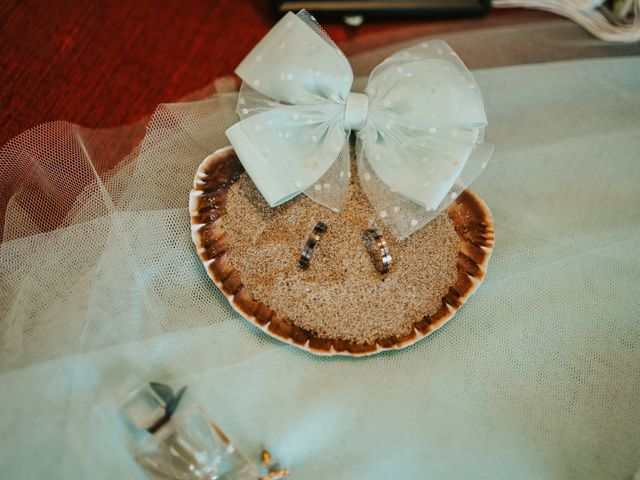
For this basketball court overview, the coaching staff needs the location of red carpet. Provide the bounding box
[0,1,551,147]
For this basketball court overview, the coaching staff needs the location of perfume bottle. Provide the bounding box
[121,383,283,480]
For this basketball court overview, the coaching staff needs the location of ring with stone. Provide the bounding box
[298,222,328,269]
[363,229,393,274]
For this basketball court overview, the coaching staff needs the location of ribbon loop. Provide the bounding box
[344,92,369,131]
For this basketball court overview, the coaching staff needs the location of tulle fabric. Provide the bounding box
[1,21,639,480]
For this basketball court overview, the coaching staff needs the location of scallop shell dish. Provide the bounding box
[189,147,494,356]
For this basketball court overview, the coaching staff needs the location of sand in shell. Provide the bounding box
[223,173,460,345]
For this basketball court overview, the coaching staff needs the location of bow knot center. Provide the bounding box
[344,92,369,131]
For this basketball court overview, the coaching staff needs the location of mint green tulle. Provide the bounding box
[0,47,638,480]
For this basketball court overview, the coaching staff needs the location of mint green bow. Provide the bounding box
[226,10,493,239]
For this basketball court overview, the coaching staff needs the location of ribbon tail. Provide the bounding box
[226,122,300,207]
[355,132,437,240]
[300,129,351,213]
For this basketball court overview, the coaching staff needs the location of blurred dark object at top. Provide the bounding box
[270,0,490,25]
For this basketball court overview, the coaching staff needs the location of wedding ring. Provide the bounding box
[298,222,328,269]
[363,229,392,274]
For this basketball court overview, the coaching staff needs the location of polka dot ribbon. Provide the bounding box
[225,10,494,239]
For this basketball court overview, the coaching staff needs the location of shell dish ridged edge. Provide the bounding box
[189,146,495,356]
